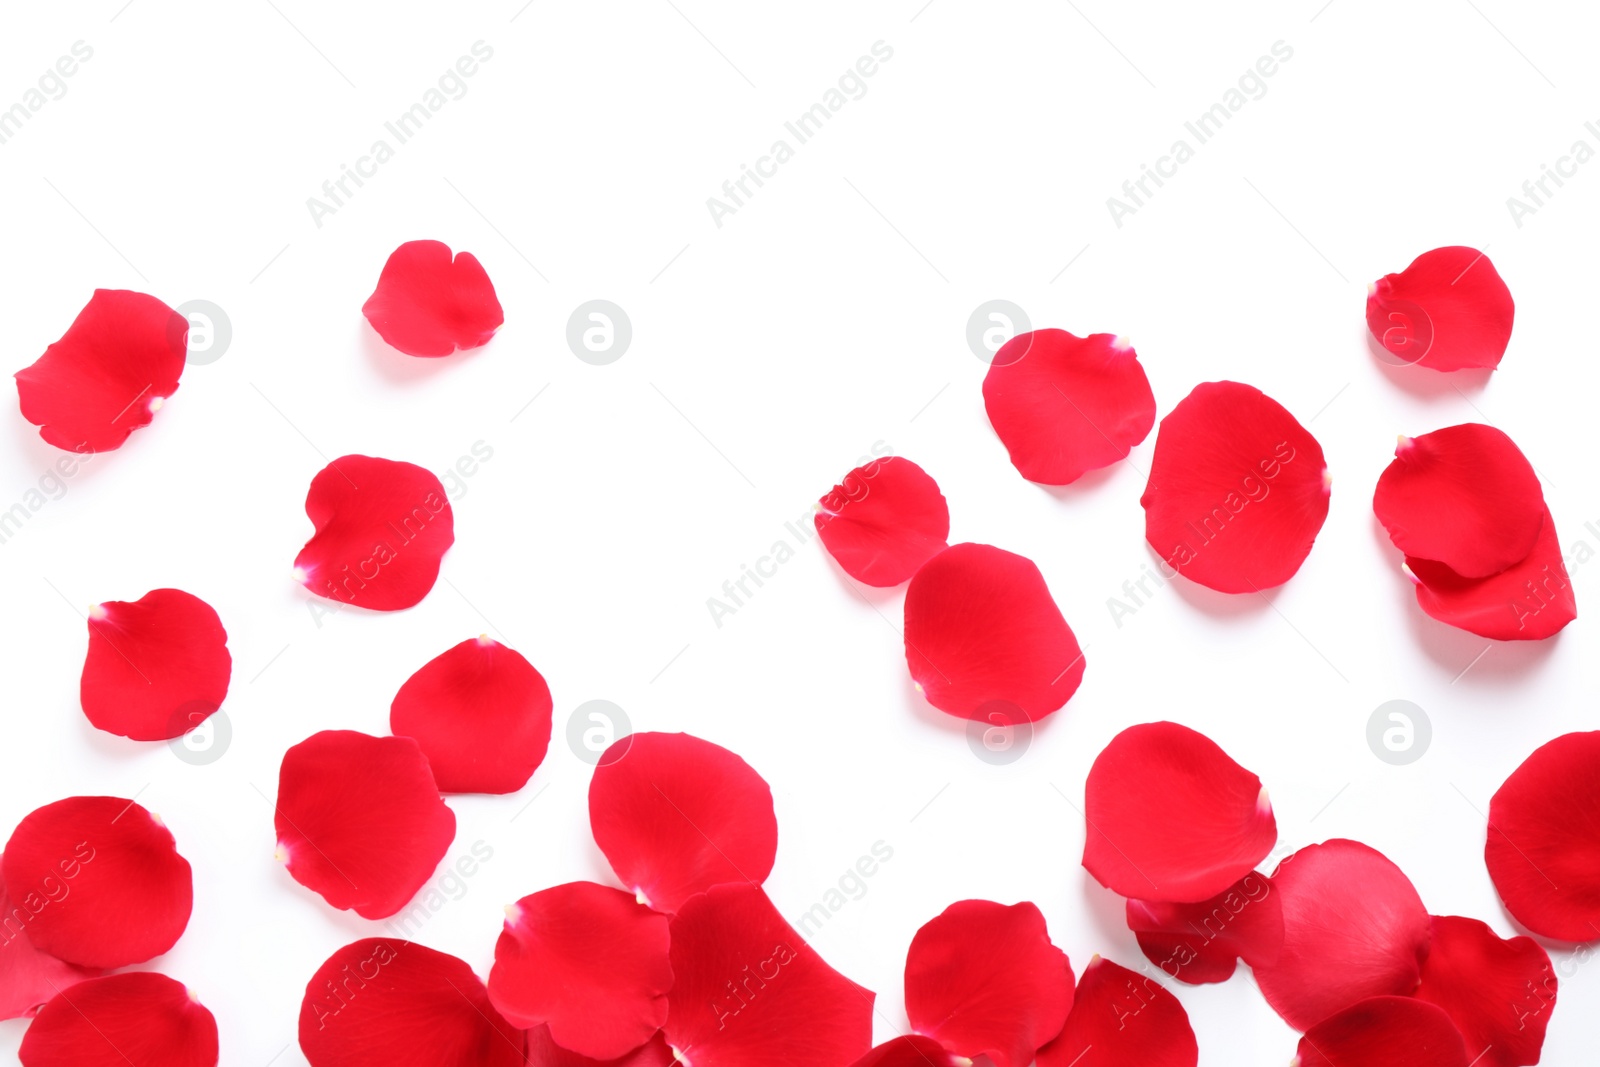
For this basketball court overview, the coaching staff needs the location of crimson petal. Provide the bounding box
[20,973,217,1067]
[526,1027,678,1067]
[0,871,98,1020]
[1413,915,1555,1067]
[362,240,504,357]
[1126,870,1283,984]
[1036,956,1198,1067]
[1366,246,1513,372]
[814,456,950,586]
[1406,504,1575,640]
[1294,996,1468,1067]
[79,588,231,742]
[847,1036,966,1067]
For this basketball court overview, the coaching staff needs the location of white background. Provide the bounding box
[2,1,1598,1063]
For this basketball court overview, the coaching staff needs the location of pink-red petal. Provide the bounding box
[1406,504,1576,640]
[79,588,231,742]
[0,870,98,1020]
[1366,246,1513,372]
[525,1027,678,1067]
[814,456,950,586]
[362,240,504,357]
[1036,956,1198,1067]
[1412,915,1554,1067]
[847,1036,966,1067]
[1126,870,1284,984]
[20,973,217,1067]
[1294,996,1468,1067]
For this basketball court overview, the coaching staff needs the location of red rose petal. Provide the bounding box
[79,588,231,742]
[847,1036,966,1067]
[526,1027,678,1067]
[1486,731,1600,941]
[14,289,187,452]
[1294,996,1469,1067]
[390,637,553,794]
[1413,915,1555,1067]
[982,329,1157,485]
[294,455,455,611]
[1083,722,1276,903]
[1406,504,1576,641]
[362,240,504,357]
[814,456,950,586]
[1,797,192,970]
[663,883,873,1067]
[1125,870,1284,984]
[0,872,98,1020]
[1140,381,1329,593]
[903,899,1073,1067]
[1036,956,1198,1067]
[275,731,456,920]
[588,732,776,914]
[902,542,1086,722]
[488,881,671,1059]
[1366,246,1513,372]
[1252,840,1431,1031]
[19,973,217,1067]
[299,939,523,1067]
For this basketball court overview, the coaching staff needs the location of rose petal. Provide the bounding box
[275,731,456,920]
[14,289,187,452]
[846,1036,966,1067]
[1366,246,1513,372]
[663,883,873,1067]
[19,973,217,1067]
[390,637,553,794]
[299,939,523,1067]
[1126,870,1284,984]
[904,899,1073,1067]
[526,1027,678,1067]
[0,869,99,1020]
[1036,956,1198,1067]
[1252,840,1431,1031]
[1406,505,1576,640]
[79,588,231,742]
[902,542,1086,722]
[1486,731,1600,941]
[814,456,950,586]
[1413,915,1555,1067]
[488,882,671,1059]
[588,732,776,914]
[983,329,1157,485]
[362,240,504,357]
[1083,722,1276,903]
[294,455,455,611]
[1,797,191,969]
[1294,996,1469,1067]
[1140,381,1329,593]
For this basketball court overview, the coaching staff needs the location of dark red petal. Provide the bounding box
[362,240,504,357]
[1406,504,1576,640]
[1366,246,1513,372]
[982,329,1157,485]
[903,899,1074,1067]
[1036,956,1198,1067]
[1140,381,1329,593]
[663,883,873,1067]
[526,1027,678,1067]
[814,456,950,586]
[0,871,98,1020]
[299,939,523,1067]
[1413,915,1554,1067]
[846,1036,965,1067]
[14,289,187,452]
[1126,870,1284,984]
[275,731,456,920]
[390,637,553,794]
[1294,996,1469,1067]
[1373,424,1544,578]
[1,797,192,970]
[1252,840,1431,1031]
[20,973,217,1067]
[1083,722,1276,903]
[294,455,455,612]
[79,588,231,742]
[588,732,776,914]
[1486,731,1600,941]
[902,542,1085,721]
[488,882,671,1059]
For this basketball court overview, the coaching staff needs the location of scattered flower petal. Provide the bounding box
[1126,870,1283,984]
[20,973,217,1067]
[1406,505,1576,640]
[1366,246,1513,372]
[525,1027,678,1067]
[79,588,231,742]
[846,1036,966,1067]
[1294,996,1468,1067]
[362,240,504,357]
[1413,915,1555,1067]
[0,869,98,1020]
[814,456,949,586]
[1036,956,1198,1067]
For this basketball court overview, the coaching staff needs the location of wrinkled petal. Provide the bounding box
[0,870,98,1020]
[79,588,231,742]
[1083,722,1276,903]
[1126,870,1283,984]
[1366,246,1513,372]
[299,939,523,1067]
[14,289,187,452]
[814,456,950,586]
[1413,915,1555,1067]
[1294,996,1469,1067]
[903,542,1085,722]
[390,637,553,794]
[20,973,217,1067]
[1036,956,1198,1067]
[983,329,1157,485]
[1406,505,1575,640]
[1141,381,1329,593]
[904,899,1073,1067]
[489,882,671,1059]
[526,1027,678,1067]
[663,883,873,1067]
[362,240,503,357]
[275,731,455,920]
[294,455,455,611]
[1253,840,1431,1031]
[588,732,776,914]
[1,797,191,970]
[847,1036,966,1067]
